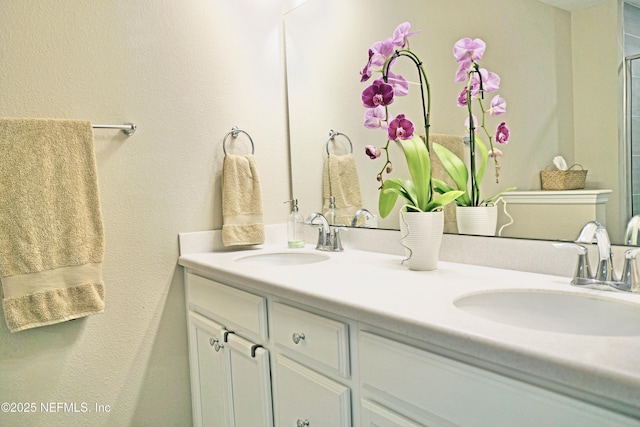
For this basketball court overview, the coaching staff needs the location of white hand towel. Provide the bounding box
[0,118,105,332]
[222,154,265,246]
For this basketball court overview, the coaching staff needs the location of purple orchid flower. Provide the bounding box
[488,147,503,159]
[388,114,414,140]
[391,22,421,49]
[360,49,375,82]
[362,79,394,108]
[360,40,394,82]
[365,145,381,159]
[453,38,486,81]
[385,71,409,97]
[364,106,388,130]
[457,86,469,107]
[489,95,506,116]
[496,121,510,144]
[473,68,500,93]
[464,115,478,134]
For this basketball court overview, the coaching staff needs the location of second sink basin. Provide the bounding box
[454,290,640,336]
[235,251,330,266]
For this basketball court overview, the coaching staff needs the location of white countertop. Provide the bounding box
[178,241,640,418]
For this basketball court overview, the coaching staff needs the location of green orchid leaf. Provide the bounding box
[432,142,468,192]
[379,178,418,218]
[432,178,472,206]
[425,190,465,212]
[482,186,517,205]
[399,136,431,211]
[432,177,455,194]
[474,136,489,186]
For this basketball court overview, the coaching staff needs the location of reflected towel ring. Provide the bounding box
[326,129,353,156]
[223,126,255,155]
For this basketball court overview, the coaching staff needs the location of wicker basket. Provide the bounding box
[540,164,587,190]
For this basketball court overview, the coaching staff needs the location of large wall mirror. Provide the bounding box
[284,0,636,244]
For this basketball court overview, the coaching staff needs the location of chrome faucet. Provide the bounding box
[305,212,344,251]
[555,220,640,293]
[351,208,373,227]
[575,221,616,282]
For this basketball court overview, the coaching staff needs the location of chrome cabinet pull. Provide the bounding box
[292,332,306,344]
[209,337,224,352]
[296,419,310,427]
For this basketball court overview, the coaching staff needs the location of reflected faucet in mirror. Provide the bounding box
[352,208,374,227]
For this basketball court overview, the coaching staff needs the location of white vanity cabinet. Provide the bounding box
[183,264,640,427]
[358,331,639,427]
[271,302,352,426]
[186,273,273,427]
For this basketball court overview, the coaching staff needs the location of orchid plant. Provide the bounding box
[433,38,515,207]
[360,22,463,218]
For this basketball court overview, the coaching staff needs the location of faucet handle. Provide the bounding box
[616,248,640,293]
[329,226,346,252]
[553,242,592,284]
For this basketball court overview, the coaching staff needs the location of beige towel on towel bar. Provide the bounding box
[222,154,265,246]
[0,118,105,332]
[323,154,363,225]
[429,133,465,234]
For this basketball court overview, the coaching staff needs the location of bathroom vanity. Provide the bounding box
[178,230,640,427]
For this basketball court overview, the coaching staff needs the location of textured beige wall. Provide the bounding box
[0,1,290,426]
[572,0,624,241]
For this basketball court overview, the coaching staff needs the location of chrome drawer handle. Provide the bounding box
[292,332,306,344]
[296,419,310,427]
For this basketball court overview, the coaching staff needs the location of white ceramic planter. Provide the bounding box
[456,205,498,236]
[399,210,444,271]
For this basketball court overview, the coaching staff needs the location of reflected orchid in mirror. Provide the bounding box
[432,38,515,207]
[359,22,464,217]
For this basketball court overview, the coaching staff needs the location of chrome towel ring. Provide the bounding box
[223,126,255,155]
[325,129,353,156]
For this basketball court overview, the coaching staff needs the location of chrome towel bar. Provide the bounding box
[92,122,137,136]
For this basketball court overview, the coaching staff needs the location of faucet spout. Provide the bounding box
[305,212,330,235]
[351,208,373,227]
[574,221,616,283]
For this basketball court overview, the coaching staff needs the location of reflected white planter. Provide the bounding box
[456,205,498,236]
[399,210,444,271]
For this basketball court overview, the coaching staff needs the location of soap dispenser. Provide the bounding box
[325,196,337,225]
[284,199,305,248]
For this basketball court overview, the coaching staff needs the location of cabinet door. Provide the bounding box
[188,313,233,427]
[275,356,351,427]
[226,332,274,427]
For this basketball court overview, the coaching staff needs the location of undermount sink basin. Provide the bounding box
[454,290,640,336]
[235,252,330,266]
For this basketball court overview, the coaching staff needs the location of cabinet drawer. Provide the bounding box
[275,356,351,427]
[187,273,268,341]
[272,302,349,376]
[359,331,639,427]
[361,399,425,427]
